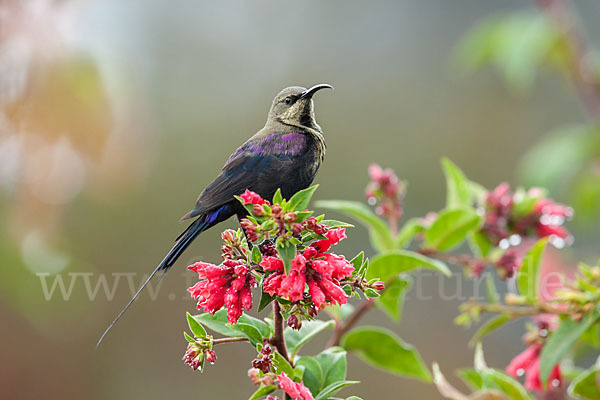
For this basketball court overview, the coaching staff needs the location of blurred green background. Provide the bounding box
[2,0,600,399]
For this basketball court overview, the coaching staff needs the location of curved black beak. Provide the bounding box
[300,83,333,99]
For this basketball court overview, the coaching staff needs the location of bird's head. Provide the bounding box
[268,84,332,131]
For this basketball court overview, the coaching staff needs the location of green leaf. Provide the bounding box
[297,348,348,395]
[272,188,283,205]
[258,291,275,313]
[442,158,471,209]
[350,252,364,271]
[295,356,324,395]
[395,218,426,249]
[470,231,493,258]
[187,312,207,338]
[540,311,600,386]
[288,185,319,211]
[239,314,272,338]
[366,250,451,281]
[194,312,240,337]
[272,350,294,377]
[315,348,348,390]
[194,310,271,339]
[470,344,533,400]
[321,219,355,228]
[184,332,195,343]
[480,369,533,400]
[315,380,359,400]
[315,200,394,252]
[516,238,548,302]
[251,245,262,264]
[276,240,296,275]
[457,368,483,391]
[376,277,410,321]
[469,315,510,348]
[234,323,262,346]
[248,385,276,400]
[285,319,335,358]
[341,327,431,382]
[457,13,560,92]
[568,366,600,400]
[519,125,597,191]
[425,209,482,251]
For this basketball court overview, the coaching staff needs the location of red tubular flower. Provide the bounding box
[506,343,561,391]
[276,372,314,400]
[259,230,354,310]
[188,260,255,324]
[536,223,569,239]
[240,189,269,205]
[312,228,347,252]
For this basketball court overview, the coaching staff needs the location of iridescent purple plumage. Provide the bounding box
[230,132,307,160]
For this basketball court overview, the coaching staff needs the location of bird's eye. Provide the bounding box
[284,96,293,105]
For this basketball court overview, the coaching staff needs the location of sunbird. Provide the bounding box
[97,84,332,346]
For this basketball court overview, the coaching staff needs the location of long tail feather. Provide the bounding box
[96,216,210,348]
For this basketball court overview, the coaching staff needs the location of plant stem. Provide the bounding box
[328,298,376,347]
[212,337,249,345]
[272,301,291,364]
[463,300,568,318]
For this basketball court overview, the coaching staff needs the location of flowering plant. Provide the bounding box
[181,159,600,400]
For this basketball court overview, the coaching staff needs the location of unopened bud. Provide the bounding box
[372,281,385,291]
[252,204,265,216]
[248,368,261,386]
[284,212,297,223]
[292,223,303,236]
[206,350,217,364]
[287,314,302,330]
[271,204,282,215]
[221,229,236,243]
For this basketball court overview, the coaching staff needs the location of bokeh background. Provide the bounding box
[2,0,600,399]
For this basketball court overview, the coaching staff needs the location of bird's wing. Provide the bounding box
[180,136,305,221]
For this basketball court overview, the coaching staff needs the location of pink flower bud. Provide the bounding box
[372,281,385,291]
[252,204,265,216]
[284,212,298,223]
[248,368,261,386]
[205,350,217,364]
[221,229,236,243]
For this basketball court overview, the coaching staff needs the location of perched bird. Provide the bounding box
[97,84,332,346]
